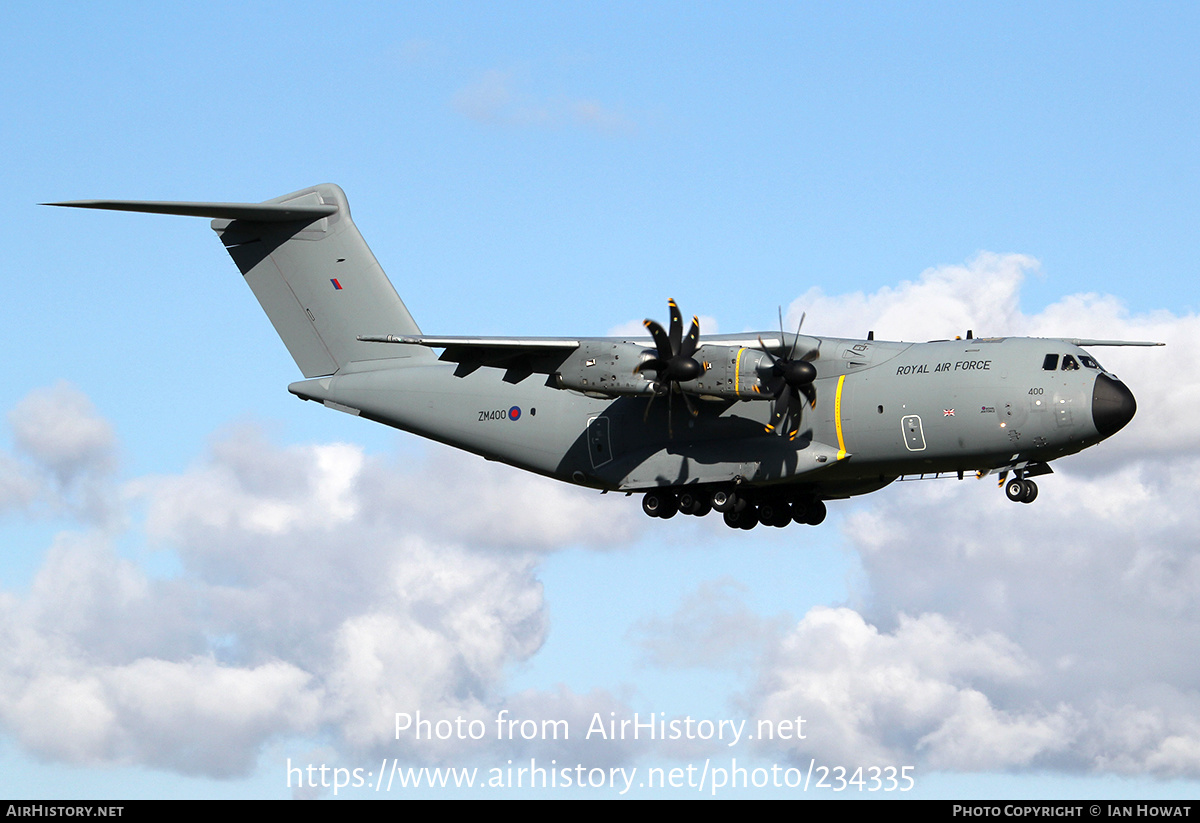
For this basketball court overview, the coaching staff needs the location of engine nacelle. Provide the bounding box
[553,341,657,394]
[555,341,776,401]
[684,345,776,400]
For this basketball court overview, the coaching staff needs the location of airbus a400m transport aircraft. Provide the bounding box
[49,184,1161,530]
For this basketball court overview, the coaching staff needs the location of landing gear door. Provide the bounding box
[901,414,927,451]
[587,416,613,469]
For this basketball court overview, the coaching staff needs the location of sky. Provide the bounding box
[2,1,1200,799]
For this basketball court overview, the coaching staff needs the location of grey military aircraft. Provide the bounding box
[48,183,1161,529]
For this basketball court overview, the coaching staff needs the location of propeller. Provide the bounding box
[635,299,707,435]
[757,309,819,439]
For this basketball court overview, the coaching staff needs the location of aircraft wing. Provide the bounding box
[361,334,581,350]
[1061,338,1165,347]
[358,332,814,356]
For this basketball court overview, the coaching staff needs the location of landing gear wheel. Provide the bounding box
[803,499,827,526]
[1020,479,1038,504]
[760,501,792,528]
[677,492,713,517]
[1005,478,1031,503]
[723,507,759,530]
[791,498,826,525]
[791,499,810,525]
[711,490,737,513]
[738,506,760,530]
[642,490,678,518]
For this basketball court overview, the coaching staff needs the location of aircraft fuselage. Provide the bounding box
[288,334,1134,501]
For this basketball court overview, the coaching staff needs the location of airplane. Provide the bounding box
[46,183,1162,529]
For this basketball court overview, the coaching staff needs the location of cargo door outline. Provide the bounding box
[901,414,927,451]
[587,416,613,468]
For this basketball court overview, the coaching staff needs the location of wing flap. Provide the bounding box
[358,334,582,374]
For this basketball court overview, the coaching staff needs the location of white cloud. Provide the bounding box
[0,451,40,514]
[789,252,1037,343]
[746,607,1073,770]
[453,69,635,136]
[0,535,320,776]
[6,381,117,524]
[9,382,116,481]
[0,388,638,777]
[631,577,784,670]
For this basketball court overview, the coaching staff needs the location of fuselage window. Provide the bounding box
[1061,355,1080,371]
[1042,354,1059,370]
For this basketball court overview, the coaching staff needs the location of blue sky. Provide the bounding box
[3,2,1200,799]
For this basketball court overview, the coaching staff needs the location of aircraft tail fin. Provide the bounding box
[47,184,432,377]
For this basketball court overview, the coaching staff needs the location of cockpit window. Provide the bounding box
[1061,355,1080,371]
[1080,355,1100,370]
[1042,354,1059,371]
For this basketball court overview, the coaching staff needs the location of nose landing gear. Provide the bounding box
[1004,477,1038,504]
[998,462,1050,504]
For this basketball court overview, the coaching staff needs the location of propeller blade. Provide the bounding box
[680,316,701,359]
[800,383,817,408]
[644,319,672,361]
[643,389,658,423]
[757,335,781,369]
[767,384,792,433]
[635,356,666,376]
[680,387,698,418]
[668,299,683,355]
[788,311,806,361]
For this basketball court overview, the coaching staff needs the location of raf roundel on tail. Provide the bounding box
[46,184,1162,529]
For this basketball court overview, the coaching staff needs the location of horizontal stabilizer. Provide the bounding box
[43,199,338,223]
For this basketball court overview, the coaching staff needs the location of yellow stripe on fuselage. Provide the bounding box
[835,374,847,460]
[735,347,746,397]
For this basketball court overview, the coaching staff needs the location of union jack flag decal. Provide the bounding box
[943,409,955,416]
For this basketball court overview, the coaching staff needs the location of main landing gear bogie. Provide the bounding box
[643,487,827,529]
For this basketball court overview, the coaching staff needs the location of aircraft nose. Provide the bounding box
[1092,373,1137,437]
